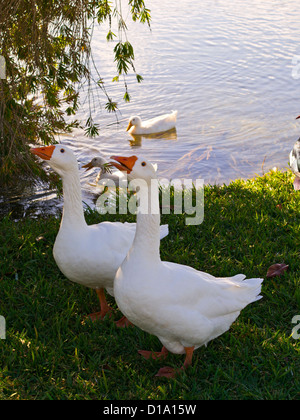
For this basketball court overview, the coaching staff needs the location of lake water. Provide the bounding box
[3,0,300,216]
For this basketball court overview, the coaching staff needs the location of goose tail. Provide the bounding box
[242,277,264,304]
[171,110,178,120]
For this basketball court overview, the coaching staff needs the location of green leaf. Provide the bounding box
[85,116,100,138]
[106,30,116,41]
[136,74,144,83]
[123,91,131,102]
[105,100,118,113]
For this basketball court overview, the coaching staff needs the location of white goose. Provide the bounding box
[82,156,126,187]
[110,155,264,377]
[30,146,168,326]
[290,114,300,190]
[289,137,300,190]
[126,111,177,135]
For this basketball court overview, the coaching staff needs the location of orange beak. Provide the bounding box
[82,161,93,171]
[126,122,133,132]
[30,145,55,161]
[110,155,138,174]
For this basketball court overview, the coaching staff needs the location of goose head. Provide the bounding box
[30,145,78,177]
[82,157,111,173]
[126,116,142,132]
[110,155,157,185]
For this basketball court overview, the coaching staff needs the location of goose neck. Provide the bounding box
[60,170,86,229]
[133,180,161,261]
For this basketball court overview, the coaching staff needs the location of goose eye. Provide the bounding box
[60,148,65,153]
[141,162,146,167]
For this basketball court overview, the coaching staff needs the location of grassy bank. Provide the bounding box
[0,170,299,400]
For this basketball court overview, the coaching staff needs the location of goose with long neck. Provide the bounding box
[110,155,264,378]
[30,145,168,326]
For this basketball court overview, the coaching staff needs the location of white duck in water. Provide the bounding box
[290,115,300,190]
[30,146,168,326]
[110,155,264,378]
[289,137,300,190]
[82,156,127,188]
[126,111,177,135]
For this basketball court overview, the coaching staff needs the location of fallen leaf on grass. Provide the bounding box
[266,263,289,278]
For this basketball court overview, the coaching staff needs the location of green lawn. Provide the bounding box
[0,170,299,400]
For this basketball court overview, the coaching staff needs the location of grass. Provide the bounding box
[0,169,299,400]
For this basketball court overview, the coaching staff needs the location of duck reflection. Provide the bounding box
[128,127,178,148]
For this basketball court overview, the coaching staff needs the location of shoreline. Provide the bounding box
[0,167,293,220]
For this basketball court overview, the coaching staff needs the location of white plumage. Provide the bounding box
[82,156,126,187]
[30,145,168,325]
[110,155,264,377]
[126,111,177,135]
[289,137,300,190]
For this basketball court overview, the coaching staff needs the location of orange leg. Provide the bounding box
[88,288,113,321]
[138,346,169,360]
[156,346,195,378]
[115,315,134,328]
[182,346,194,369]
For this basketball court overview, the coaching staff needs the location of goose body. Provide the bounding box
[115,261,262,354]
[53,219,136,293]
[126,111,177,135]
[289,137,300,190]
[110,155,264,377]
[30,146,168,323]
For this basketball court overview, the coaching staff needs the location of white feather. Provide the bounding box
[127,111,177,135]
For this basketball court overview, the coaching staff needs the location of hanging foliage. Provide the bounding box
[0,0,150,185]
